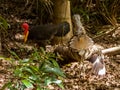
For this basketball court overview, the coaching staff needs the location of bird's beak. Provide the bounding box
[24,31,29,43]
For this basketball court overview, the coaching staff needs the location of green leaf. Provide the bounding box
[7,50,20,60]
[22,67,38,80]
[41,64,65,78]
[2,47,65,89]
[37,87,41,90]
[29,75,38,81]
[22,59,30,63]
[29,66,39,73]
[22,67,34,75]
[1,82,12,90]
[22,79,33,88]
[56,82,64,89]
[45,77,52,86]
[49,59,60,68]
[44,77,64,89]
[14,68,23,77]
[0,16,9,29]
[52,79,62,84]
[40,47,46,55]
[53,80,64,89]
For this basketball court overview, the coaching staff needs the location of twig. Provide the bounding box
[102,46,120,55]
[93,25,119,39]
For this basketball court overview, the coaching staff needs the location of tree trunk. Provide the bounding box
[0,30,2,55]
[52,0,73,45]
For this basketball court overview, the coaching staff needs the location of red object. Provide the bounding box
[22,23,29,36]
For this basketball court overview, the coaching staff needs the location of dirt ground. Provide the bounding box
[0,1,120,90]
[0,38,120,90]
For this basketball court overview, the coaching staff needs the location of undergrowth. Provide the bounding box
[2,48,65,90]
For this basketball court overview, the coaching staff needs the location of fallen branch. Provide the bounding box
[14,43,120,55]
[93,25,120,39]
[102,46,120,55]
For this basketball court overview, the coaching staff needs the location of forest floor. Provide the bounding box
[0,33,120,90]
[0,1,120,90]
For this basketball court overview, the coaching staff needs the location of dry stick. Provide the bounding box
[93,25,119,39]
[102,46,120,55]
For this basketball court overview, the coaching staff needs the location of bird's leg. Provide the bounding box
[78,56,86,78]
[77,49,85,77]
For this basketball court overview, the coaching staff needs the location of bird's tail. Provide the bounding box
[87,54,106,76]
[55,21,70,37]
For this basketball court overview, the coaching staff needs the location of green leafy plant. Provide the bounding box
[95,0,120,26]
[2,48,65,90]
[0,16,8,29]
[0,16,9,53]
